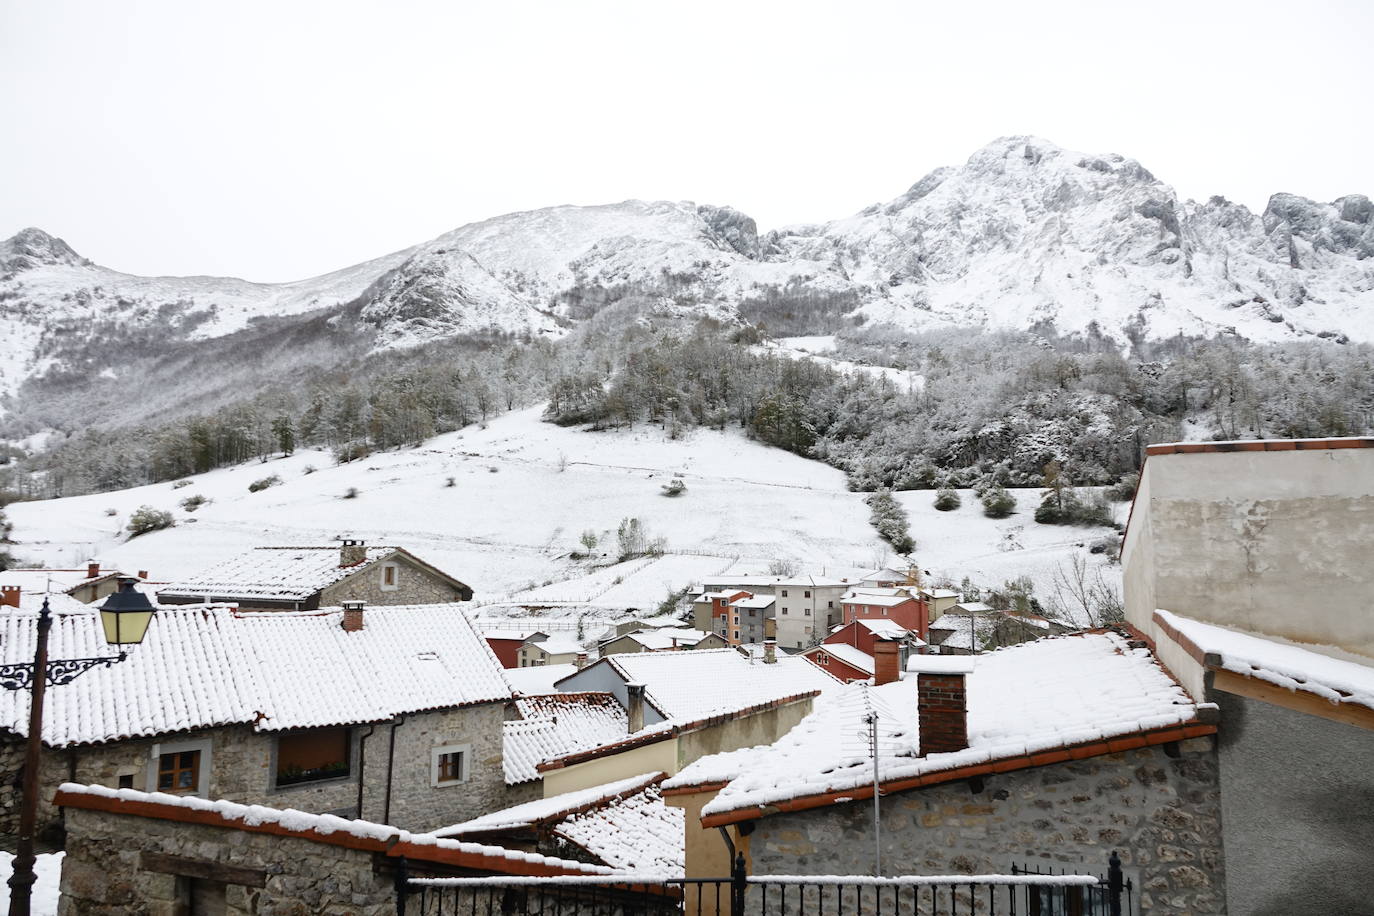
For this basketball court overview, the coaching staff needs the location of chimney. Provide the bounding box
[0,586,19,609]
[86,560,100,579]
[872,636,900,686]
[912,657,975,756]
[626,682,646,733]
[575,651,588,670]
[341,600,365,632]
[763,617,777,640]
[763,638,777,665]
[137,570,148,581]
[339,539,367,567]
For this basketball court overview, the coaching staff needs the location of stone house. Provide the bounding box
[1121,436,1374,915]
[156,539,473,610]
[502,692,628,801]
[0,600,521,842]
[682,633,1224,913]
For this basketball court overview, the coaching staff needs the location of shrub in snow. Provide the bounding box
[1035,488,1112,527]
[171,479,192,489]
[660,478,687,497]
[768,558,799,577]
[247,474,281,493]
[864,489,914,555]
[179,494,209,512]
[104,507,118,517]
[334,441,371,464]
[445,476,456,487]
[342,487,359,499]
[981,486,1017,519]
[933,488,961,511]
[302,464,316,475]
[127,506,175,538]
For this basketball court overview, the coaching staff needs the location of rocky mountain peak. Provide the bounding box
[1,227,86,272]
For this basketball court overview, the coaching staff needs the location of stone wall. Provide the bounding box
[58,804,397,915]
[320,553,469,608]
[744,738,1225,914]
[6,702,514,841]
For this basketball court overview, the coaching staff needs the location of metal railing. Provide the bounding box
[400,852,1131,915]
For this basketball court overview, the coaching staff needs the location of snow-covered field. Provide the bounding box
[757,337,925,392]
[7,406,1121,622]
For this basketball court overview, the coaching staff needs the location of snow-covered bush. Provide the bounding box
[171,479,193,489]
[981,486,1017,519]
[1107,472,1139,502]
[865,489,914,555]
[660,478,687,497]
[127,505,175,538]
[247,475,280,493]
[933,488,961,511]
[179,495,209,512]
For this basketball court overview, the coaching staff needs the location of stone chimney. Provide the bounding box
[575,651,589,670]
[872,636,901,686]
[763,617,777,640]
[339,539,367,567]
[912,657,975,756]
[763,638,777,664]
[86,560,100,579]
[341,600,365,632]
[0,586,19,609]
[626,682,646,733]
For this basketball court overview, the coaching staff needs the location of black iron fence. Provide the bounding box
[400,852,1131,915]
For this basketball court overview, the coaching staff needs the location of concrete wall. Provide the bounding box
[4,703,513,840]
[1126,448,1374,658]
[745,739,1224,914]
[320,552,468,608]
[554,665,667,726]
[677,697,812,764]
[1214,691,1374,915]
[541,739,679,797]
[58,804,398,915]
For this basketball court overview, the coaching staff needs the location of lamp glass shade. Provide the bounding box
[98,579,157,646]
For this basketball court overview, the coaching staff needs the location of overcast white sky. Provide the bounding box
[3,0,1371,282]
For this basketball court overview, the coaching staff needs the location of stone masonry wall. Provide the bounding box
[57,805,396,916]
[7,701,514,842]
[320,554,468,608]
[746,738,1225,914]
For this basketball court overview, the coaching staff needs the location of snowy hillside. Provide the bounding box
[6,134,1370,413]
[4,406,1120,623]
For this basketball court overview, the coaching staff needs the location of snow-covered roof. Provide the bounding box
[661,745,770,792]
[503,694,628,785]
[954,601,994,613]
[850,619,913,639]
[923,588,962,600]
[432,773,683,876]
[1155,609,1374,712]
[608,628,713,651]
[859,568,911,582]
[528,634,585,656]
[0,568,143,596]
[702,633,1204,819]
[727,595,775,609]
[842,592,914,608]
[159,545,467,602]
[505,663,578,695]
[814,643,874,675]
[0,604,514,746]
[589,648,843,721]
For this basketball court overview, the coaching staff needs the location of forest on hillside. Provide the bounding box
[3,300,1374,502]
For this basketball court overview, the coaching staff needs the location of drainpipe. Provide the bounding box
[355,724,377,820]
[383,715,406,825]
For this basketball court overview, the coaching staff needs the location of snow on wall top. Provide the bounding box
[601,648,843,721]
[0,604,513,746]
[1155,609,1374,711]
[503,694,629,785]
[432,772,662,836]
[702,633,1200,817]
[57,783,614,875]
[661,745,771,791]
[159,546,403,601]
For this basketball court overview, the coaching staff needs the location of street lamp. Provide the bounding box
[2,578,155,916]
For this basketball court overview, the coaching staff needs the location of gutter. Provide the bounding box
[383,715,406,825]
[355,724,376,819]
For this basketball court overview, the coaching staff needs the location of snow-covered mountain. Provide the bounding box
[4,135,1371,410]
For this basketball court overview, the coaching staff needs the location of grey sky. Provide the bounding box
[3,0,1370,283]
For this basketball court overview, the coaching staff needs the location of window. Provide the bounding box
[157,750,201,794]
[732,630,739,640]
[781,590,789,597]
[431,744,471,787]
[804,590,811,598]
[804,608,811,616]
[819,655,829,665]
[828,601,834,609]
[380,563,399,591]
[117,773,134,789]
[781,607,789,615]
[276,727,351,787]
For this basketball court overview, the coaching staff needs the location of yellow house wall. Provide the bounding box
[541,738,680,797]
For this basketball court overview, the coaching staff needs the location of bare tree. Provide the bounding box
[1048,554,1124,627]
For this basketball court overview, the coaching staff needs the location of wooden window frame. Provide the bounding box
[431,743,471,787]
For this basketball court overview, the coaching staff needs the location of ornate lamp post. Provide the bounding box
[2,578,155,916]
